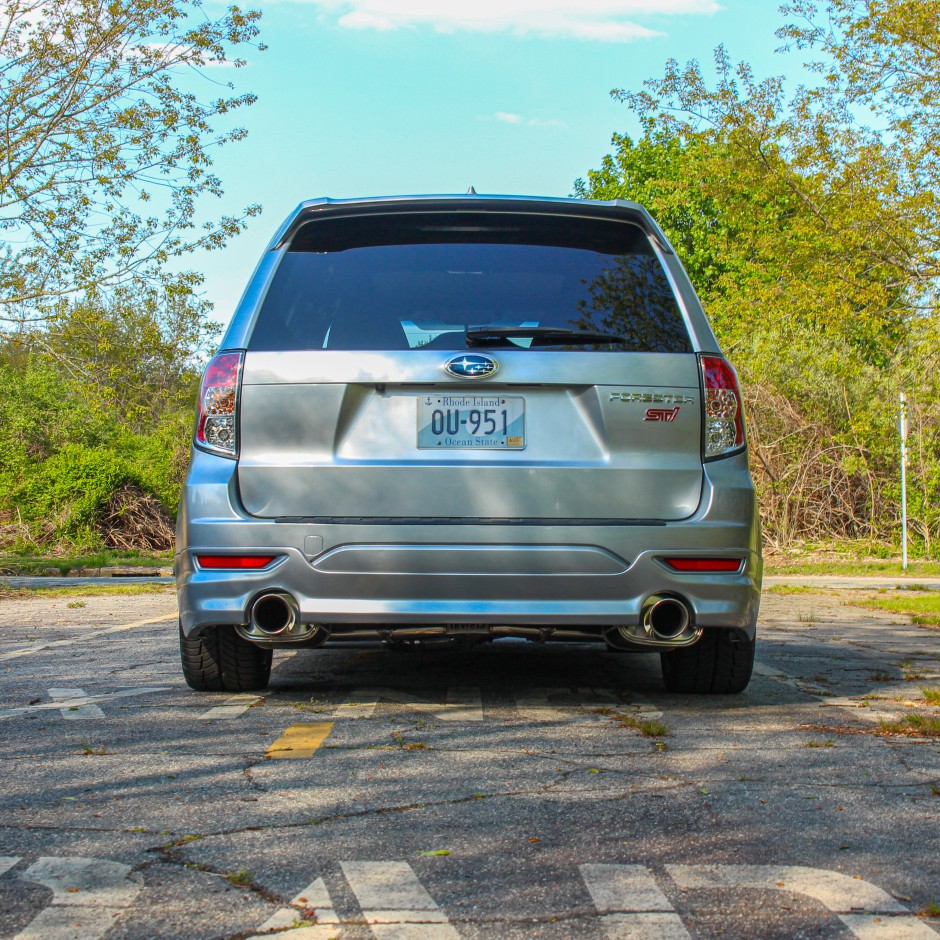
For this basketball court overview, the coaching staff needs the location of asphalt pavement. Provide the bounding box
[0,587,937,939]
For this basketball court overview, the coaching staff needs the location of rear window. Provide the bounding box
[248,212,691,353]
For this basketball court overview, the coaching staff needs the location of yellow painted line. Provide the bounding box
[265,722,334,759]
[0,614,177,662]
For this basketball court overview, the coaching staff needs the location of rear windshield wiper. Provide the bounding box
[465,326,627,347]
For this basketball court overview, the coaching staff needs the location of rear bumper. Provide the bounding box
[176,449,762,640]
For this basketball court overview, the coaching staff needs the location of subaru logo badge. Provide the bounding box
[444,354,498,379]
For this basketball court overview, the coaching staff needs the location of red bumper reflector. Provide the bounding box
[664,558,743,572]
[196,555,277,570]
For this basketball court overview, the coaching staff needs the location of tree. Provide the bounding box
[778,0,940,311]
[576,2,940,551]
[0,0,263,324]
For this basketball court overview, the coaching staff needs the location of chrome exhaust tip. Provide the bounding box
[249,592,299,636]
[642,594,691,640]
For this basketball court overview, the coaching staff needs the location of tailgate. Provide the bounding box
[236,350,703,521]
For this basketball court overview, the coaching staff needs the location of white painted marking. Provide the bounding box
[21,856,140,906]
[0,614,177,662]
[442,687,483,721]
[197,694,263,720]
[49,688,105,720]
[249,876,340,939]
[334,689,482,722]
[291,876,340,924]
[0,857,20,877]
[816,697,884,722]
[752,663,893,724]
[580,864,690,939]
[598,912,692,939]
[13,905,122,940]
[581,863,674,912]
[514,687,632,721]
[334,693,379,719]
[631,700,664,721]
[753,661,788,678]
[15,856,141,940]
[840,913,939,939]
[668,864,907,914]
[0,687,170,720]
[341,861,459,939]
[667,865,937,939]
[513,687,564,720]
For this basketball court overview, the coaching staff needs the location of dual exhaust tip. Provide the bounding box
[641,593,691,640]
[608,593,695,648]
[247,589,692,645]
[250,592,299,636]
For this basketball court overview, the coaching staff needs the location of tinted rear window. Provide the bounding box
[248,213,691,353]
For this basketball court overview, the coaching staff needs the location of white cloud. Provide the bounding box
[494,111,566,127]
[292,0,720,42]
[338,10,396,29]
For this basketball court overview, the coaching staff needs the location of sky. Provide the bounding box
[193,0,799,331]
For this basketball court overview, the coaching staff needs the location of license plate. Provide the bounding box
[417,395,525,449]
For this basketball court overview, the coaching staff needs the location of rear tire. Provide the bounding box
[660,629,754,694]
[179,622,273,691]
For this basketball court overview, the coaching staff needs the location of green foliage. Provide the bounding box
[0,284,205,552]
[577,2,940,553]
[0,0,264,323]
[19,445,131,546]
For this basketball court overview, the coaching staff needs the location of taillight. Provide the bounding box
[664,557,743,572]
[700,355,745,459]
[195,351,243,457]
[195,554,276,570]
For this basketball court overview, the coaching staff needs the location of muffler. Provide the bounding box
[642,594,691,640]
[249,592,299,636]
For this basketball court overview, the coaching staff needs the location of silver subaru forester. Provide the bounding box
[176,195,761,694]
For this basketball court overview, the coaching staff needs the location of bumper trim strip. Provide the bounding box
[273,516,668,526]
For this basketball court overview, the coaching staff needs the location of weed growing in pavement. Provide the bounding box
[80,743,107,756]
[921,899,940,918]
[798,612,820,623]
[225,869,253,887]
[637,719,669,737]
[66,601,86,608]
[877,713,940,737]
[805,740,835,748]
[593,708,669,738]
[174,834,205,846]
[921,688,940,705]
[391,731,429,750]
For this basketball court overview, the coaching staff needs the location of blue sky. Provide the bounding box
[195,0,798,330]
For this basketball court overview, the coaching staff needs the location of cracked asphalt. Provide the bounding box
[0,586,938,939]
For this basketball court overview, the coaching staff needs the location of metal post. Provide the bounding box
[899,392,909,571]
